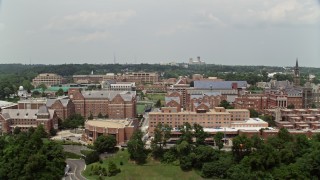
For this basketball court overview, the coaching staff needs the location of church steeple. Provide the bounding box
[293,58,300,86]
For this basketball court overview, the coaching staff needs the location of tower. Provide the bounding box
[293,58,300,87]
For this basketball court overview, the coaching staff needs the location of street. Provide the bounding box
[63,159,87,180]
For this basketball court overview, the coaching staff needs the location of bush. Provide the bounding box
[84,151,100,165]
[162,150,177,164]
[108,161,121,176]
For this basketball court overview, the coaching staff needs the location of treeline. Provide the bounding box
[0,63,319,100]
[127,123,320,179]
[0,125,66,179]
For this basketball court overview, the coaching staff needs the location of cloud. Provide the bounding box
[156,23,192,36]
[0,23,5,31]
[196,0,320,27]
[45,10,136,32]
[66,31,111,43]
[257,0,320,25]
[195,11,227,28]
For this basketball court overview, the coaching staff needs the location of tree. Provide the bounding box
[3,87,12,98]
[219,100,234,109]
[214,132,224,150]
[94,135,117,153]
[88,113,94,120]
[202,156,233,178]
[32,90,40,97]
[287,104,295,109]
[37,83,47,92]
[49,127,57,136]
[61,114,85,129]
[259,115,276,127]
[155,99,161,108]
[249,109,259,118]
[97,112,104,119]
[127,130,147,164]
[232,135,253,162]
[84,151,100,165]
[178,122,193,144]
[13,127,21,135]
[56,88,64,96]
[193,123,208,146]
[151,123,171,159]
[0,128,65,179]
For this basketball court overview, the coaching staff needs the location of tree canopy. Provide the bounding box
[0,125,65,179]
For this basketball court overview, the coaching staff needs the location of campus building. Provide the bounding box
[68,88,136,119]
[121,72,159,84]
[83,119,138,144]
[148,107,268,135]
[265,108,320,130]
[32,73,63,87]
[17,98,75,120]
[73,75,104,84]
[0,106,58,133]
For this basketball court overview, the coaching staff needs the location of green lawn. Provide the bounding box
[136,103,147,114]
[83,150,203,180]
[145,93,165,103]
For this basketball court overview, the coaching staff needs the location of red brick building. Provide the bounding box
[234,94,268,113]
[83,119,138,144]
[46,99,75,120]
[0,106,58,133]
[18,98,75,120]
[188,92,223,111]
[68,88,136,119]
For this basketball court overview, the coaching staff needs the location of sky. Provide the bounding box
[0,0,319,67]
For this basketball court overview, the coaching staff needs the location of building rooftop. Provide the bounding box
[86,119,133,128]
[1,109,54,120]
[194,80,247,89]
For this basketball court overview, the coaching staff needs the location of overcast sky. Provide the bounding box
[0,0,319,67]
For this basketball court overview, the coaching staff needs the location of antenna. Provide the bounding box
[113,52,116,64]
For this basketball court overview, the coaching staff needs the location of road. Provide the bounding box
[63,159,87,180]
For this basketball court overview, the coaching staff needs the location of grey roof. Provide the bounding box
[60,99,70,107]
[1,113,10,120]
[193,102,210,108]
[1,109,55,120]
[46,98,70,108]
[285,88,302,94]
[38,106,49,114]
[194,81,247,89]
[46,99,56,107]
[165,97,180,104]
[82,90,136,101]
[190,92,221,99]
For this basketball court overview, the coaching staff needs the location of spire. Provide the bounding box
[295,58,299,69]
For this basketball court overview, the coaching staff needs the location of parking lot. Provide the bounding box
[51,129,88,145]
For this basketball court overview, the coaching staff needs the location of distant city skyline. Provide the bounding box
[0,0,319,67]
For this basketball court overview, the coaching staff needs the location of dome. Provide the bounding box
[19,86,24,91]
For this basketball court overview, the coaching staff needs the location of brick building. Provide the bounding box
[83,119,138,144]
[148,107,256,135]
[17,98,75,120]
[0,106,58,134]
[73,75,104,84]
[122,72,159,84]
[265,108,320,130]
[68,88,136,119]
[188,91,223,111]
[234,94,268,113]
[32,73,63,87]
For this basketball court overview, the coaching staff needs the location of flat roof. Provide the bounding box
[86,119,132,128]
